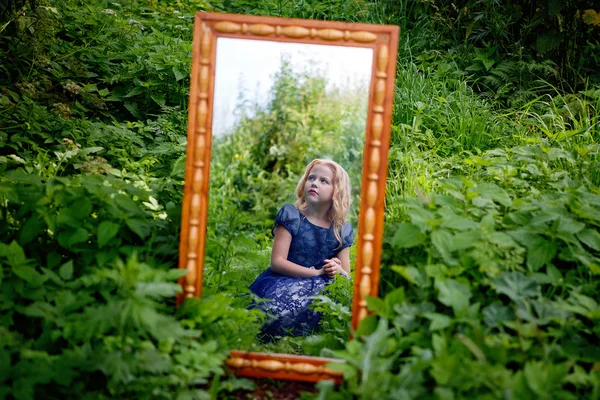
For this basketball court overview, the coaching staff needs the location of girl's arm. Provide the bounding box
[336,247,351,276]
[271,225,324,278]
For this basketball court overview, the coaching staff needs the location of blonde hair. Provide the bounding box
[295,159,351,247]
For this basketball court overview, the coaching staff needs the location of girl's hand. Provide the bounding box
[323,257,345,278]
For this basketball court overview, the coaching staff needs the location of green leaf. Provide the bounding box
[577,228,600,251]
[557,217,585,235]
[97,221,120,247]
[136,282,180,298]
[451,231,480,251]
[69,228,89,247]
[114,194,144,215]
[59,260,74,280]
[390,223,425,248]
[124,101,142,119]
[69,197,93,220]
[366,296,386,316]
[124,86,145,98]
[423,312,452,331]
[524,361,568,397]
[355,314,378,337]
[473,182,512,207]
[527,237,557,272]
[391,265,425,287]
[384,287,405,315]
[492,271,539,302]
[441,215,478,231]
[12,265,47,286]
[0,241,27,267]
[19,215,45,245]
[172,66,186,81]
[547,0,562,15]
[151,93,166,106]
[19,301,56,318]
[435,279,471,314]
[125,219,150,239]
[432,229,456,266]
[482,303,514,328]
[536,31,563,54]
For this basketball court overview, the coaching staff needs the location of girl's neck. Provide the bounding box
[303,202,331,224]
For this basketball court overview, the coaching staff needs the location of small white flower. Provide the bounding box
[128,19,143,30]
[101,9,116,16]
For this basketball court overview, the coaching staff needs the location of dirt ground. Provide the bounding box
[229,378,318,399]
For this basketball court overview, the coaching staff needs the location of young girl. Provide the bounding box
[249,159,353,338]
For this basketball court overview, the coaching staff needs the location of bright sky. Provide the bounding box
[212,38,373,137]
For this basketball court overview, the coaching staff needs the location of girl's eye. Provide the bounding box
[321,179,329,184]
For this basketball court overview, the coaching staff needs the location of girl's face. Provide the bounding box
[304,164,335,207]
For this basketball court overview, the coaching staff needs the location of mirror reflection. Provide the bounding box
[205,38,372,355]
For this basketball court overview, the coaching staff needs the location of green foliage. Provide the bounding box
[2,0,600,398]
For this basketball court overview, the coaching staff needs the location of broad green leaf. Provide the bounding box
[124,101,142,119]
[546,264,563,285]
[557,217,585,235]
[488,231,517,247]
[524,361,568,396]
[59,260,74,280]
[69,228,89,247]
[431,353,459,385]
[423,312,452,331]
[577,228,600,251]
[435,279,471,314]
[527,237,557,272]
[492,271,539,302]
[431,229,456,266]
[536,31,563,54]
[0,241,27,267]
[390,223,425,248]
[97,221,120,247]
[473,182,512,207]
[482,303,514,327]
[384,287,405,315]
[391,265,425,287]
[366,296,386,316]
[19,301,56,318]
[172,66,186,81]
[355,314,378,337]
[19,215,45,245]
[151,93,166,106]
[441,215,478,231]
[124,86,145,98]
[125,219,150,239]
[136,282,180,298]
[115,194,144,215]
[12,265,47,286]
[451,231,480,251]
[69,197,93,220]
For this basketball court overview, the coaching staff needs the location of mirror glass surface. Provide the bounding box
[205,37,372,355]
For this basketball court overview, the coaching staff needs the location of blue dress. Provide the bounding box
[249,204,353,337]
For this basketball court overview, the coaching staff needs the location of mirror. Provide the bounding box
[207,38,372,355]
[179,12,399,382]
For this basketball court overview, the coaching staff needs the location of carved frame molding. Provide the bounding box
[179,12,399,382]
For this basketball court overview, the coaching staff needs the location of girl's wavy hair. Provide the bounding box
[295,159,351,247]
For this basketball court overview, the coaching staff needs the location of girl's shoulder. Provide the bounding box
[341,222,354,245]
[274,204,301,235]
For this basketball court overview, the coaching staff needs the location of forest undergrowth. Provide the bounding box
[1,0,599,399]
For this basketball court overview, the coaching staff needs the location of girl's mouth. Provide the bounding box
[308,189,318,195]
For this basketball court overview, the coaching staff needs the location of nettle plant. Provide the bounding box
[325,139,600,399]
[0,172,262,399]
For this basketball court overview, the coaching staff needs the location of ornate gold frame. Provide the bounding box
[179,12,398,382]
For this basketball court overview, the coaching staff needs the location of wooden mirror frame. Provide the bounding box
[178,12,398,383]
